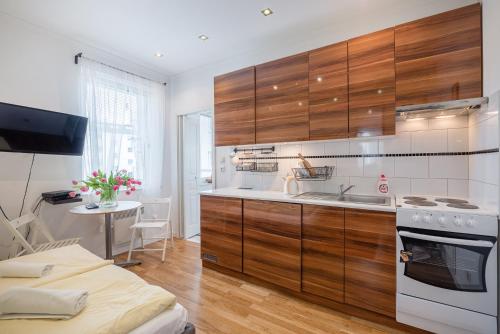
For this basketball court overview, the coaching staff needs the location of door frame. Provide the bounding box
[177,109,215,239]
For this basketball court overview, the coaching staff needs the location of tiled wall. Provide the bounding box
[216,116,472,198]
[468,91,499,210]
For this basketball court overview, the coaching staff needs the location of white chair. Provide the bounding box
[1,213,80,257]
[127,197,173,262]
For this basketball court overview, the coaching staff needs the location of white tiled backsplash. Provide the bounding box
[468,91,499,210]
[216,115,473,198]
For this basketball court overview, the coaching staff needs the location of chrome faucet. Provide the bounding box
[339,184,355,196]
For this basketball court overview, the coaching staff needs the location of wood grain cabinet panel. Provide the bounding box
[344,209,396,318]
[255,53,309,144]
[348,28,395,138]
[309,42,348,140]
[200,196,243,272]
[243,200,302,291]
[302,205,345,302]
[214,67,255,146]
[395,4,482,106]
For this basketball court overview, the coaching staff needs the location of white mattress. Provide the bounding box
[130,303,188,334]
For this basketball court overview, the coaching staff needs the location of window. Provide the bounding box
[199,114,213,179]
[80,58,167,195]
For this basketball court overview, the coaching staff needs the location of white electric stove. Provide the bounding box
[396,195,498,334]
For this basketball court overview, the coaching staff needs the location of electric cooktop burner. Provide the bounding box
[435,198,469,204]
[447,203,479,210]
[403,196,427,201]
[404,200,438,207]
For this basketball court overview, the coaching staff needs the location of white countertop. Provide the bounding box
[200,188,396,213]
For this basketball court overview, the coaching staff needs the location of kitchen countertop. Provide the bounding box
[200,188,396,213]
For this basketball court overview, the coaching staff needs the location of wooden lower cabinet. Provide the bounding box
[344,208,396,318]
[200,195,243,272]
[243,200,302,292]
[302,205,345,303]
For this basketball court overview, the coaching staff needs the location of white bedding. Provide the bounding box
[130,303,188,334]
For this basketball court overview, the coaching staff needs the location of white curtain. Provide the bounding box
[79,59,167,196]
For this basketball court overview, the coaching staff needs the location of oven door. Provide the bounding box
[397,227,497,315]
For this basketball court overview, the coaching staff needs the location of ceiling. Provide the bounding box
[0,0,471,76]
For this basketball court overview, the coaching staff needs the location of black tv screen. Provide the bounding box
[0,102,88,156]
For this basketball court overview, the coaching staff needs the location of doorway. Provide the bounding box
[179,111,214,240]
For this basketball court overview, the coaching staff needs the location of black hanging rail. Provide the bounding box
[74,52,167,86]
[233,146,275,154]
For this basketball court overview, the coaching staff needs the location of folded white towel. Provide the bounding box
[0,262,54,278]
[0,287,88,319]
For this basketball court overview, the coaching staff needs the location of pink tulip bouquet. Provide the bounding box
[71,169,141,207]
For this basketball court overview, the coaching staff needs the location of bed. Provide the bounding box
[0,245,195,334]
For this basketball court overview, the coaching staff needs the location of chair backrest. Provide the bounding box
[0,213,55,256]
[139,197,172,222]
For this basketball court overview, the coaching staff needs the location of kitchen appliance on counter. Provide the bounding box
[396,195,498,334]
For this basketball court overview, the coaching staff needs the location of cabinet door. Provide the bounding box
[200,196,242,272]
[395,4,482,106]
[309,42,348,140]
[255,53,309,144]
[302,205,344,302]
[243,200,302,291]
[348,28,395,138]
[214,67,255,146]
[345,209,396,318]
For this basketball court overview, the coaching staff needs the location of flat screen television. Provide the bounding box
[0,102,88,156]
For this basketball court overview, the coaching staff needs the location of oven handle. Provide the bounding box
[398,231,495,248]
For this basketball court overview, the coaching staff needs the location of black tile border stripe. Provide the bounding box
[239,148,499,160]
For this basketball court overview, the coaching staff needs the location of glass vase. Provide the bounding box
[99,188,118,208]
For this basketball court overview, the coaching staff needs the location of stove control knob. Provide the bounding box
[423,215,432,223]
[454,217,464,227]
[466,219,476,228]
[438,216,447,227]
[412,214,420,223]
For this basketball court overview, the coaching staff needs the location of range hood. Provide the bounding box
[395,97,489,120]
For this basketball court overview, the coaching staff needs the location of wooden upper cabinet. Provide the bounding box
[395,4,482,106]
[255,53,309,144]
[243,200,302,291]
[214,67,255,146]
[302,205,345,303]
[344,209,396,318]
[200,196,243,272]
[348,28,395,138]
[309,42,348,140]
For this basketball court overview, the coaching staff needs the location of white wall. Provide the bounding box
[0,13,169,259]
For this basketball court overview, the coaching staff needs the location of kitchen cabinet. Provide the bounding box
[302,205,345,302]
[348,28,395,137]
[200,195,243,272]
[309,42,349,140]
[243,200,302,291]
[214,67,255,146]
[255,53,309,143]
[395,4,482,106]
[344,208,396,318]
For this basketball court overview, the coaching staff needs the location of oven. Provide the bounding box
[397,226,497,316]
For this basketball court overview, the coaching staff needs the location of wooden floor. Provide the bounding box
[117,239,409,334]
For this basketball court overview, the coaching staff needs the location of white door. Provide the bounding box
[182,112,213,239]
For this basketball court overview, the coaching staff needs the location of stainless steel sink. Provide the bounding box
[336,194,391,206]
[293,192,391,206]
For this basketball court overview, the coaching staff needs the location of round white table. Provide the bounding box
[70,201,142,267]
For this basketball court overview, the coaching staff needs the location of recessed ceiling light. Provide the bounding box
[407,117,425,122]
[155,52,164,58]
[261,8,273,16]
[198,34,209,41]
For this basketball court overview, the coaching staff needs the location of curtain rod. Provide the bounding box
[74,53,167,86]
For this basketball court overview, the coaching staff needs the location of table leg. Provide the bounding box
[104,213,113,260]
[104,212,141,267]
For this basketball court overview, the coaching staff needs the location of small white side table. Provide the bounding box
[70,201,142,267]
